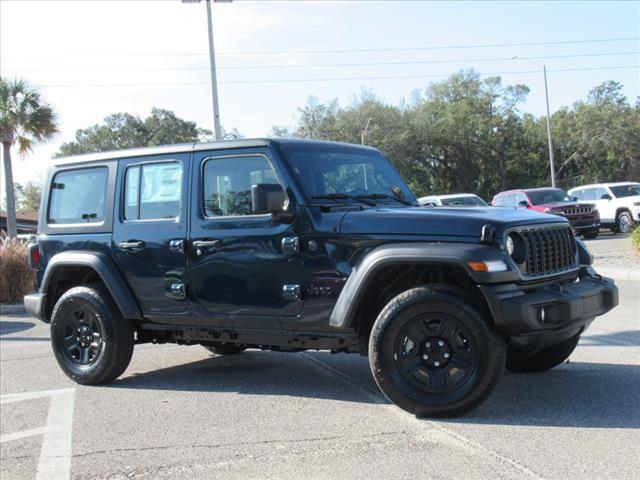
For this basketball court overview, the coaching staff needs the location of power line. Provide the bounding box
[4,51,639,73]
[34,65,639,88]
[5,36,639,58]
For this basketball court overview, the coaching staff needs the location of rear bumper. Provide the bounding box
[24,292,47,322]
[480,267,618,338]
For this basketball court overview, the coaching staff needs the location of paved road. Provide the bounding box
[1,277,639,478]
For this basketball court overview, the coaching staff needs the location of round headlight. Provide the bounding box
[506,235,515,256]
[506,232,528,264]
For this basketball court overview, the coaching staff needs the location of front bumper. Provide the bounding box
[479,267,618,338]
[24,292,47,322]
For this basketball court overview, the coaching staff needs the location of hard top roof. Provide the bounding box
[52,138,378,166]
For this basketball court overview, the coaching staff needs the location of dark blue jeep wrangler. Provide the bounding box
[25,139,618,416]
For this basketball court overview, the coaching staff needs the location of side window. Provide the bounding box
[516,193,528,205]
[202,155,281,217]
[502,194,515,207]
[48,167,108,224]
[124,161,183,220]
[582,188,596,201]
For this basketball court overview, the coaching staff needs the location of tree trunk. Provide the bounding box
[2,142,18,238]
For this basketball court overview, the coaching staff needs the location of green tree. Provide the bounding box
[15,181,43,212]
[1,78,58,237]
[56,108,217,157]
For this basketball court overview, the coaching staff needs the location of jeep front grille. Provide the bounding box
[519,226,577,277]
[560,206,592,216]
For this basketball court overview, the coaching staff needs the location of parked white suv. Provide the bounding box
[568,182,640,233]
[418,193,488,207]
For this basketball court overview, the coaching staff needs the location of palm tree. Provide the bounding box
[1,78,58,237]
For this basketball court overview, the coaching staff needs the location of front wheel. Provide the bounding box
[369,285,505,417]
[581,228,599,240]
[616,211,635,234]
[506,334,580,373]
[50,286,134,385]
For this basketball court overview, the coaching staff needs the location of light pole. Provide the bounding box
[512,56,556,187]
[183,0,231,141]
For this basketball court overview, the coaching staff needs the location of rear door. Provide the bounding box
[112,153,189,315]
[188,148,302,326]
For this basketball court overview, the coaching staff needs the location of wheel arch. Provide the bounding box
[329,243,514,341]
[41,251,142,321]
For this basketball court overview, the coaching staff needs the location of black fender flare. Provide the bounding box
[328,242,518,329]
[40,251,142,320]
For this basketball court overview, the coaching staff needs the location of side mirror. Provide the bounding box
[518,200,529,208]
[601,194,612,200]
[251,184,286,214]
[572,196,579,201]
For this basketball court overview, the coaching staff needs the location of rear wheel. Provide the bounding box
[582,229,599,240]
[203,343,246,355]
[369,285,505,417]
[50,286,134,385]
[506,334,580,373]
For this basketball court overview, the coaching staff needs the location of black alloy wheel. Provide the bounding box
[394,314,478,395]
[369,285,505,417]
[60,306,104,366]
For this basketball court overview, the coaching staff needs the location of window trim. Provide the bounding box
[121,159,185,223]
[46,165,109,227]
[200,153,287,221]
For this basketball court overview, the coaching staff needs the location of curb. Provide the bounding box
[0,304,26,315]
[594,267,640,282]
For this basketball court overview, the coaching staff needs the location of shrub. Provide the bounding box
[0,236,35,304]
[632,226,640,252]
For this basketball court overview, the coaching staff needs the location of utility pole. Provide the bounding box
[512,56,556,187]
[542,65,556,187]
[205,0,222,140]
[183,0,231,140]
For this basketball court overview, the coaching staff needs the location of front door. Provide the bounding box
[189,148,302,324]
[112,153,189,315]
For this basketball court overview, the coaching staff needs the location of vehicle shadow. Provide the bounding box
[110,349,639,428]
[0,320,35,336]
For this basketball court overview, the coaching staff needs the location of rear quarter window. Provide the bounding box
[48,167,108,224]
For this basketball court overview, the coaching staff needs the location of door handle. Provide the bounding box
[119,240,145,250]
[192,239,222,255]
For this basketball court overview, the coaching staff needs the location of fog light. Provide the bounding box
[539,307,546,324]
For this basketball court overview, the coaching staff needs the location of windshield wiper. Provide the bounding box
[311,193,376,207]
[358,193,414,206]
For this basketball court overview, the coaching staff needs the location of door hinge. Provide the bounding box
[281,236,300,254]
[282,284,301,301]
[169,283,186,299]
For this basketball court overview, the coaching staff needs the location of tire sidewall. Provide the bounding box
[617,212,633,234]
[369,288,504,416]
[51,289,118,382]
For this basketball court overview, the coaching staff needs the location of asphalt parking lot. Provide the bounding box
[1,239,639,479]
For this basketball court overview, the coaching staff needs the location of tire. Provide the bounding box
[615,211,635,234]
[50,286,134,385]
[506,334,580,373]
[581,229,599,240]
[369,285,505,417]
[203,343,246,355]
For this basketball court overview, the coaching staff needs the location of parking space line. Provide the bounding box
[0,426,50,443]
[0,388,75,480]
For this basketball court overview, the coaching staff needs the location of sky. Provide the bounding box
[1,0,639,187]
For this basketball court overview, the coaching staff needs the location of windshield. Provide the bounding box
[440,195,487,207]
[609,184,640,198]
[527,189,572,205]
[279,144,416,204]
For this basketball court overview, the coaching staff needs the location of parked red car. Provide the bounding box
[492,188,600,239]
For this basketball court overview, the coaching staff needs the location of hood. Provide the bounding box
[340,206,566,238]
